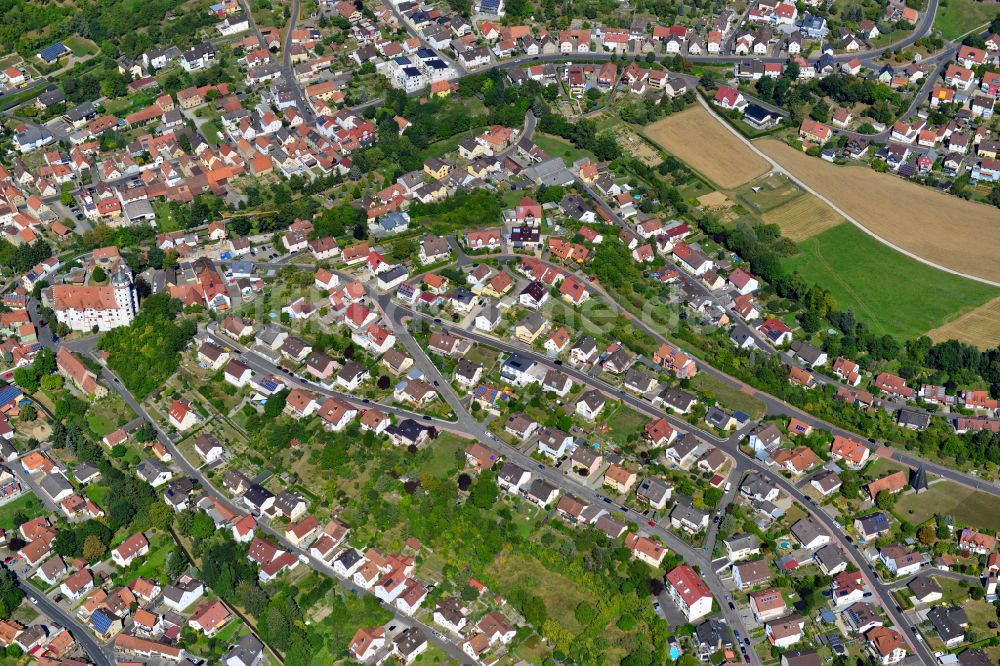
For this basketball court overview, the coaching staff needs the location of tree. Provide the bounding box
[875,490,896,510]
[175,509,195,536]
[166,549,189,579]
[18,405,37,423]
[522,595,548,626]
[468,471,499,508]
[574,601,596,625]
[190,512,216,539]
[82,534,107,561]
[460,583,480,601]
[149,502,173,530]
[263,389,289,419]
[0,569,24,619]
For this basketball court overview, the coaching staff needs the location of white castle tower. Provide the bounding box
[111,270,138,326]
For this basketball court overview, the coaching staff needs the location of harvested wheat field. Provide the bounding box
[645,107,770,188]
[763,193,844,241]
[926,296,1000,349]
[757,139,1000,283]
[697,191,732,208]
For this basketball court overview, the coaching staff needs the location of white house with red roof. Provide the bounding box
[231,514,256,543]
[728,268,759,295]
[666,565,713,622]
[112,532,150,567]
[713,85,747,111]
[756,318,793,345]
[168,400,198,431]
[625,533,668,567]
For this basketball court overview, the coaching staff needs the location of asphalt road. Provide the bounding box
[391,238,944,659]
[89,353,471,663]
[376,302,763,664]
[281,0,315,123]
[13,575,114,665]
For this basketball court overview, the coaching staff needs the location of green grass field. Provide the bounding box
[417,432,469,478]
[532,133,596,167]
[894,481,1000,532]
[691,373,766,419]
[0,494,45,531]
[64,36,99,57]
[934,0,998,39]
[201,121,222,148]
[784,223,1000,338]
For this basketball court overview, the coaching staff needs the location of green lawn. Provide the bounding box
[894,481,1000,532]
[691,373,766,419]
[417,432,470,478]
[201,121,222,148]
[85,394,133,439]
[84,484,108,509]
[784,223,1000,338]
[153,201,182,233]
[934,0,998,39]
[0,494,45,531]
[532,132,596,167]
[603,406,647,446]
[64,36,99,57]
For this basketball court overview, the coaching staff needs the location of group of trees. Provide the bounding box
[0,238,53,276]
[11,348,57,395]
[98,294,197,400]
[753,70,905,126]
[409,190,505,234]
[1,0,210,56]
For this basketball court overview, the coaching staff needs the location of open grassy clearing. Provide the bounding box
[0,494,45,531]
[762,194,844,241]
[757,138,1000,283]
[417,432,470,478]
[925,296,1000,350]
[532,132,596,167]
[863,457,909,479]
[784,223,999,338]
[612,125,662,167]
[645,106,770,189]
[894,481,1000,532]
[690,372,766,419]
[64,36,98,57]
[934,0,998,39]
[490,550,588,635]
[734,173,801,213]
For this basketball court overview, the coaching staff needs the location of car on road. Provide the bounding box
[602,497,612,504]
[647,520,655,527]
[554,359,563,365]
[728,602,735,610]
[29,597,36,604]
[537,464,544,470]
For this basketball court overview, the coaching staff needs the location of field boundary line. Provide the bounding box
[696,95,1000,288]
